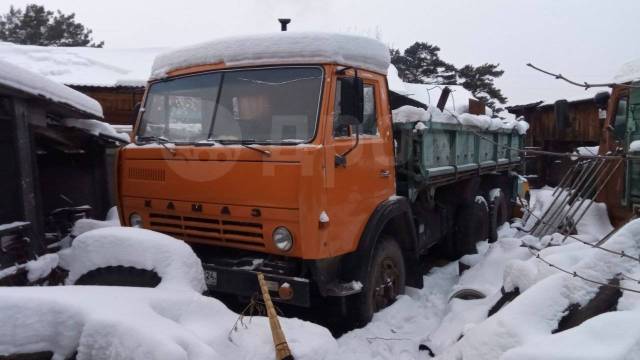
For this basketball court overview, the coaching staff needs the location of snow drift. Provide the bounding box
[59,227,206,292]
[0,286,336,360]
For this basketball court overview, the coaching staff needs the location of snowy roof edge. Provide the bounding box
[0,59,103,118]
[613,58,640,84]
[150,32,391,80]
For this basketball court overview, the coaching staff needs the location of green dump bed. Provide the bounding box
[393,121,523,198]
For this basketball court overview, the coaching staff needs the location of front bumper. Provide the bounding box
[203,263,311,307]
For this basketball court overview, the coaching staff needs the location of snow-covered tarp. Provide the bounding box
[0,42,163,88]
[387,65,529,134]
[151,32,390,80]
[391,105,529,134]
[0,58,103,118]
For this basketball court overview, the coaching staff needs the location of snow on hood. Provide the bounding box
[151,32,390,80]
[0,58,103,118]
[613,58,640,84]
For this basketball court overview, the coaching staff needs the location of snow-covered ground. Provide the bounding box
[1,190,638,359]
[0,224,336,360]
[330,187,638,360]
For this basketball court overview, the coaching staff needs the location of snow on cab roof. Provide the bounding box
[0,58,103,118]
[0,42,164,88]
[150,32,391,80]
[613,58,640,84]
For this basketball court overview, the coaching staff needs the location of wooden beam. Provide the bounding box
[12,98,44,255]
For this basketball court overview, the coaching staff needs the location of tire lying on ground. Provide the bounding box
[553,277,622,333]
[59,227,206,292]
[74,266,161,288]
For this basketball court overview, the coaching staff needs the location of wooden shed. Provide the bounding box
[507,96,607,186]
[70,85,145,126]
[0,59,122,271]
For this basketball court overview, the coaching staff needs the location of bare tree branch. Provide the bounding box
[527,63,640,89]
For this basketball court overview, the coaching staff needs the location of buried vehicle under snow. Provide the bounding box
[106,32,527,325]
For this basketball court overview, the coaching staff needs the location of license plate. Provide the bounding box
[265,280,279,292]
[205,270,218,286]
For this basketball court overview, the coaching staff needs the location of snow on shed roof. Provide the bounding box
[613,58,640,84]
[0,42,164,88]
[150,32,390,80]
[0,58,103,118]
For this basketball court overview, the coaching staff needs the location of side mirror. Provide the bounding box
[337,77,364,126]
[594,91,610,110]
[554,99,570,130]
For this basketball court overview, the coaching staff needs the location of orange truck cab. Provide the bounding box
[118,33,523,324]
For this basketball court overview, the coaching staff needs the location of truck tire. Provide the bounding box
[73,266,161,287]
[350,237,405,326]
[489,189,509,243]
[441,199,488,260]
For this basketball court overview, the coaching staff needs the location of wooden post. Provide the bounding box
[257,273,294,360]
[12,99,44,254]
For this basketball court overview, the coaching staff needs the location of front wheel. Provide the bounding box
[350,237,406,326]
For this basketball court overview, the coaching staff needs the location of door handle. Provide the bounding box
[379,169,390,178]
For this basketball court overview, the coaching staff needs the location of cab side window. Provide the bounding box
[333,81,379,137]
[358,85,378,136]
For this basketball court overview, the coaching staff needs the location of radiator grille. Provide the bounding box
[128,168,166,182]
[148,213,265,247]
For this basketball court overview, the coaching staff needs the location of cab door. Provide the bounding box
[323,71,395,256]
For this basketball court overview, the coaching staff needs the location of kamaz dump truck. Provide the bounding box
[116,32,525,324]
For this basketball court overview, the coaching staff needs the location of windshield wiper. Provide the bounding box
[136,135,176,155]
[241,144,271,157]
[212,139,272,157]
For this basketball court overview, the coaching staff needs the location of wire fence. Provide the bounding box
[516,192,640,294]
[439,107,640,294]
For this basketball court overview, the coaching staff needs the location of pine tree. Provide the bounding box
[457,63,508,111]
[0,4,103,47]
[390,42,457,84]
[390,42,507,111]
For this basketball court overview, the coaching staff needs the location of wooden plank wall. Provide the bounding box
[525,101,603,151]
[71,86,144,125]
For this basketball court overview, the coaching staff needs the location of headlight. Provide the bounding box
[129,213,143,228]
[272,227,293,252]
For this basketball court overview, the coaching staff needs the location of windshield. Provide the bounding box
[137,67,323,144]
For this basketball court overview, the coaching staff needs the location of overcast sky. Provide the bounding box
[4,0,640,105]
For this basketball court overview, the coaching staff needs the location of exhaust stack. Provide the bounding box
[278,18,291,31]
